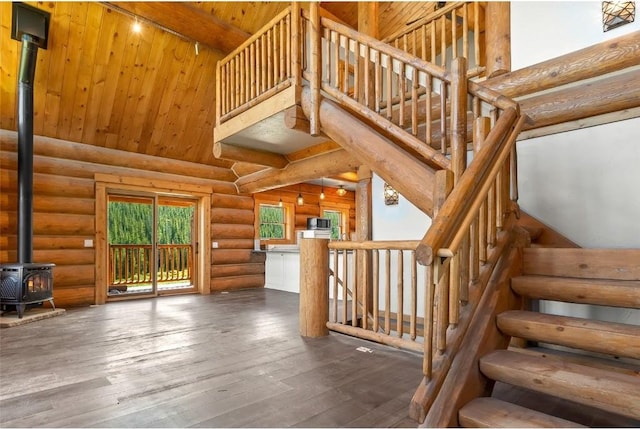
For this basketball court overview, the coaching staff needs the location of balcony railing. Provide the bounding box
[109,244,193,287]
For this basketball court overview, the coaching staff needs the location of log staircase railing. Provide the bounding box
[327,241,424,353]
[216,4,523,423]
[383,2,486,78]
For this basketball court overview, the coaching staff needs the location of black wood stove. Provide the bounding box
[0,264,55,318]
[0,3,54,319]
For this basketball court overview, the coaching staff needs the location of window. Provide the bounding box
[255,199,295,244]
[321,203,350,240]
[323,210,342,240]
[259,204,286,240]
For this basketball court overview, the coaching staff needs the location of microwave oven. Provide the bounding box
[306,217,331,230]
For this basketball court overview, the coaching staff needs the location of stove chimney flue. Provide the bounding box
[17,33,38,264]
[11,2,50,264]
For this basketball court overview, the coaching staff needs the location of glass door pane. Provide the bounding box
[157,198,197,294]
[107,195,156,297]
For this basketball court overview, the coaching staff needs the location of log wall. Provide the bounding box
[256,183,356,234]
[0,129,261,307]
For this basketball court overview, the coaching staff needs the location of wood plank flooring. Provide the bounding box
[0,289,423,428]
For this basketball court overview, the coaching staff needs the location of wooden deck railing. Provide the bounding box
[109,244,193,286]
[383,2,486,78]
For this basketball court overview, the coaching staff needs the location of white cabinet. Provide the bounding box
[265,251,301,293]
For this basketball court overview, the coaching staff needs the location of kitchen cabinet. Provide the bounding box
[265,251,301,293]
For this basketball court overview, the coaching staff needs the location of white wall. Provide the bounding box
[372,174,431,240]
[512,2,640,326]
[512,1,640,248]
[512,1,640,70]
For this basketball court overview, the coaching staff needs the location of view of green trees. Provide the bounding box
[323,210,341,240]
[259,205,285,239]
[108,201,193,244]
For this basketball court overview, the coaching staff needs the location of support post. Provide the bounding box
[299,238,330,337]
[309,1,321,136]
[291,2,302,101]
[485,2,511,78]
[450,57,468,184]
[358,2,378,108]
[356,166,373,320]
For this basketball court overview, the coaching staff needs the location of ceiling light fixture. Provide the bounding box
[297,185,304,206]
[336,185,347,197]
[132,18,141,33]
[384,183,399,205]
[320,178,325,200]
[602,1,635,32]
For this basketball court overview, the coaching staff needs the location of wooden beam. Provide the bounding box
[484,2,511,78]
[283,105,311,133]
[520,69,640,130]
[105,2,250,54]
[301,87,437,217]
[358,2,379,39]
[286,140,341,162]
[213,142,289,169]
[329,171,358,183]
[485,30,640,99]
[236,149,360,194]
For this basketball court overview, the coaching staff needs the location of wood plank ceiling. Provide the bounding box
[0,2,436,168]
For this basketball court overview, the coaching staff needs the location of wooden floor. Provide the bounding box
[0,288,423,428]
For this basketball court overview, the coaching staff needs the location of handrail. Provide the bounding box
[417,108,522,265]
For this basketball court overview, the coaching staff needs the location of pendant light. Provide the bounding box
[336,185,347,197]
[297,185,304,206]
[320,178,325,200]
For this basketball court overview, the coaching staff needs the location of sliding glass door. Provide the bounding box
[107,193,197,298]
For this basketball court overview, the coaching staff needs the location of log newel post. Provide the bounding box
[291,2,301,92]
[450,57,468,184]
[309,1,321,136]
[485,2,511,78]
[356,166,373,318]
[215,61,221,127]
[299,238,330,337]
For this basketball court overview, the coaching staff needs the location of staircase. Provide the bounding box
[213,3,640,427]
[459,247,640,427]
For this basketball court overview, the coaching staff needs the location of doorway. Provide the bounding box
[107,193,198,298]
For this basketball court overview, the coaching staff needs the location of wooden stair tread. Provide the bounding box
[511,276,640,309]
[509,346,640,377]
[480,349,640,419]
[523,248,640,280]
[498,310,640,359]
[459,397,585,428]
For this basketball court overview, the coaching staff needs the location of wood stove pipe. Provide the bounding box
[17,33,39,264]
